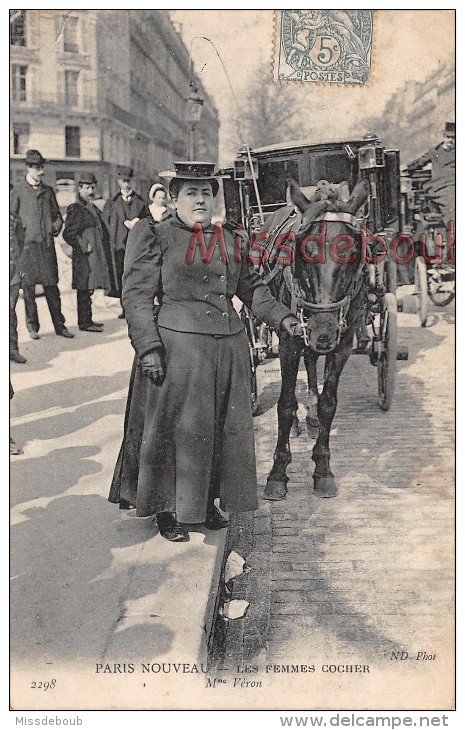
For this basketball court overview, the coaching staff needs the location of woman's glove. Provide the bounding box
[139,350,165,385]
[280,315,303,338]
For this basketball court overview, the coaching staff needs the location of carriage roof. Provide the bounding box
[247,136,382,158]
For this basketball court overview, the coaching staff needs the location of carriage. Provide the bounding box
[400,167,455,327]
[223,134,403,415]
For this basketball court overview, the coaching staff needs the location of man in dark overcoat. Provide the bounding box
[63,173,118,332]
[102,166,145,317]
[407,121,455,225]
[9,212,26,363]
[9,149,74,339]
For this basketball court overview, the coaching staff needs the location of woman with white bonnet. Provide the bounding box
[142,182,171,223]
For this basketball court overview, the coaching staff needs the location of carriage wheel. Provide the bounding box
[414,256,428,327]
[377,293,398,411]
[427,267,456,307]
[385,255,397,295]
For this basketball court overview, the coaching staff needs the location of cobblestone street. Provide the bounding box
[221,295,455,709]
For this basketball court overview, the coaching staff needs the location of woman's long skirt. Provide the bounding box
[109,327,258,522]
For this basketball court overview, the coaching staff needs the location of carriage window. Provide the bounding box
[308,152,357,189]
[258,160,300,205]
[381,150,401,226]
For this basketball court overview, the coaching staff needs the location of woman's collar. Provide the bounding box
[172,214,218,233]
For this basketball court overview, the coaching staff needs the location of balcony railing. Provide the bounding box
[11,91,99,113]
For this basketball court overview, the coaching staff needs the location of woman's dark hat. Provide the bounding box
[159,161,229,181]
[79,172,97,185]
[25,149,46,166]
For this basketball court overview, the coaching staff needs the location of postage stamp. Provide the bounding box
[273,9,373,84]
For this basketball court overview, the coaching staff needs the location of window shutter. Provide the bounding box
[28,66,37,104]
[80,16,89,53]
[27,10,39,46]
[56,68,64,102]
[81,71,93,109]
[54,14,64,52]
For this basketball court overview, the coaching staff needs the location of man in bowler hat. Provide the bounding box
[103,166,145,317]
[63,172,118,332]
[10,150,74,339]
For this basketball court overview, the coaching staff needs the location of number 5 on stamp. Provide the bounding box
[274,9,373,85]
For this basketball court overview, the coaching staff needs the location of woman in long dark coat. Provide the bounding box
[109,162,302,541]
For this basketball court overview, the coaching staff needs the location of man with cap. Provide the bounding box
[10,149,74,339]
[407,122,455,225]
[63,172,118,332]
[103,166,145,317]
[109,161,303,541]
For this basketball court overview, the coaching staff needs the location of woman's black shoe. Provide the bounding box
[157,512,189,542]
[119,499,136,510]
[204,505,229,530]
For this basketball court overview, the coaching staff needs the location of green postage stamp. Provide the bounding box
[273,10,373,84]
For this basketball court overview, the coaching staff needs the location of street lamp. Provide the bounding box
[186,81,204,160]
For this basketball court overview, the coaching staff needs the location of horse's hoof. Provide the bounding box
[263,481,288,501]
[313,475,338,498]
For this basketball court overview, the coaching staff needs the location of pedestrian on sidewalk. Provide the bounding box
[63,172,119,332]
[109,161,302,541]
[9,150,74,340]
[141,183,172,223]
[103,166,145,319]
[9,212,27,364]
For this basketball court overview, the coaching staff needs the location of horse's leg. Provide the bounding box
[290,410,300,438]
[303,348,319,433]
[264,333,302,500]
[312,328,354,498]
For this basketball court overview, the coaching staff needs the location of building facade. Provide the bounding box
[351,60,455,166]
[10,9,219,207]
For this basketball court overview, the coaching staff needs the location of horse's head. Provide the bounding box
[287,177,370,353]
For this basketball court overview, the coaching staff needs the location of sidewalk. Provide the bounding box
[10,290,228,710]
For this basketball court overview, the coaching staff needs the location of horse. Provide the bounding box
[258,176,371,500]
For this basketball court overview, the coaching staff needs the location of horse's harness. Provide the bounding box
[262,207,366,349]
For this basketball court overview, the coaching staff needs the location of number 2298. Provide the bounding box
[31,679,56,690]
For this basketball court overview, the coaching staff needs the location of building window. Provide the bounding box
[64,70,79,107]
[13,123,30,154]
[65,126,81,157]
[11,64,27,102]
[10,10,26,46]
[63,16,79,53]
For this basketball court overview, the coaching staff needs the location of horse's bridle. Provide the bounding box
[291,211,366,350]
[292,267,365,349]
[261,208,366,352]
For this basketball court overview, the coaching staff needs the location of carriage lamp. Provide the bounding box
[234,155,258,181]
[358,143,385,170]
